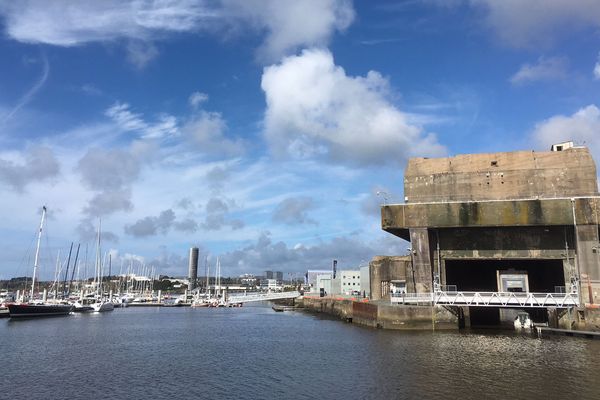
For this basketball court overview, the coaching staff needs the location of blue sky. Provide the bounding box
[1,0,600,279]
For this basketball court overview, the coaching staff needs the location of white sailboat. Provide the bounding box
[90,220,114,313]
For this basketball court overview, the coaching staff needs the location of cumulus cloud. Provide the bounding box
[0,0,354,63]
[510,56,568,85]
[261,48,445,166]
[532,104,600,163]
[176,197,195,210]
[221,0,354,62]
[77,147,141,216]
[468,0,600,48]
[201,197,244,231]
[125,209,176,237]
[0,146,60,191]
[76,219,119,244]
[78,148,140,191]
[189,91,209,108]
[218,231,406,275]
[174,218,199,233]
[181,111,245,157]
[125,209,201,237]
[272,196,317,225]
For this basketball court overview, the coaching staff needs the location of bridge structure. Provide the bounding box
[227,291,300,304]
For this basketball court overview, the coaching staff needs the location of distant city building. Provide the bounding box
[316,273,332,295]
[305,270,331,289]
[275,271,283,282]
[339,270,361,294]
[265,270,274,279]
[239,274,257,286]
[260,279,279,291]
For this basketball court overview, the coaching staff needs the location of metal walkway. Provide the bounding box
[391,291,580,308]
[228,291,300,304]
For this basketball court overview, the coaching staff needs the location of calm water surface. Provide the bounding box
[2,304,599,400]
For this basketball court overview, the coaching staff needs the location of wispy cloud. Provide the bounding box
[0,0,356,64]
[105,102,178,139]
[510,56,568,85]
[1,53,49,124]
[359,37,405,46]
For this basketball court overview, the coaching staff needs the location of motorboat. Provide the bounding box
[514,311,533,330]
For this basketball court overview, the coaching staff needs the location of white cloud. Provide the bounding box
[261,48,445,166]
[0,0,355,63]
[469,0,600,48]
[0,146,60,191]
[126,40,159,69]
[221,0,354,62]
[181,110,245,157]
[594,53,600,80]
[105,102,178,139]
[0,0,214,46]
[189,91,209,108]
[510,56,568,85]
[532,104,600,163]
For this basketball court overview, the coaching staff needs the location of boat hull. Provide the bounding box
[91,302,115,312]
[8,303,73,318]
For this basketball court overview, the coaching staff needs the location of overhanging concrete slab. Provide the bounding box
[382,197,600,231]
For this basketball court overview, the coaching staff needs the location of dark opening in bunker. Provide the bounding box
[444,259,565,292]
[445,259,565,327]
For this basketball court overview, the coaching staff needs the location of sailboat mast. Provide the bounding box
[96,219,101,296]
[30,206,47,300]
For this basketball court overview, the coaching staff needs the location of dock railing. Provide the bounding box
[391,290,580,308]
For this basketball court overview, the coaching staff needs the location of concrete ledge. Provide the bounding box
[382,197,600,230]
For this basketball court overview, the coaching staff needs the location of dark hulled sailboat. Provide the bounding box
[8,206,73,318]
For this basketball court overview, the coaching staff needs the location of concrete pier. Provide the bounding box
[301,297,457,330]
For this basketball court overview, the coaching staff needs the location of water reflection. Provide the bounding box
[2,306,599,400]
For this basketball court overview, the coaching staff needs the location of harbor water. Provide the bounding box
[2,304,599,400]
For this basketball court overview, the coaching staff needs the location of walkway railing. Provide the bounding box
[391,291,580,308]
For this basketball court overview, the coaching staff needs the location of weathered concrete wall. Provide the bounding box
[377,303,457,330]
[382,198,600,231]
[302,297,458,330]
[369,256,411,301]
[404,148,598,203]
[409,228,433,293]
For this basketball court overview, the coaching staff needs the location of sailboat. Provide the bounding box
[8,206,73,318]
[89,220,114,313]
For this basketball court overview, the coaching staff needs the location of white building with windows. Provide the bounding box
[339,270,361,295]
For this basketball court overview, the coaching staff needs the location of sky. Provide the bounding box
[1,0,600,280]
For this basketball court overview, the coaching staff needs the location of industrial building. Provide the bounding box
[378,142,600,327]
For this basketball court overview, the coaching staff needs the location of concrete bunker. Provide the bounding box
[380,143,600,329]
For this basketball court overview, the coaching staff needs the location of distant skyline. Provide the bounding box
[1,1,599,279]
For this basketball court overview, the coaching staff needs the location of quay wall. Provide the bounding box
[301,297,458,330]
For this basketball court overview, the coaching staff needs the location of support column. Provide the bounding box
[575,225,600,304]
[409,228,433,294]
